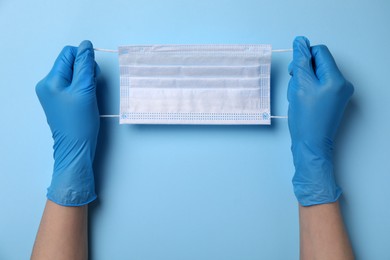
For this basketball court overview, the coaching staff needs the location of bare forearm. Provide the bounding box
[31,200,88,260]
[299,202,354,260]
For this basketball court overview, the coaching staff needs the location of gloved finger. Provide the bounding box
[311,45,343,84]
[49,46,77,86]
[288,61,293,76]
[94,61,101,77]
[292,36,315,77]
[287,77,294,102]
[72,40,96,89]
[93,62,101,85]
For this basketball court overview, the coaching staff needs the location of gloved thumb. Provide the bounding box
[289,36,315,78]
[72,40,96,90]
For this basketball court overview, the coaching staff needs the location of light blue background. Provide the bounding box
[0,0,389,259]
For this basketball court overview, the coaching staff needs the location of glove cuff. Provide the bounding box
[291,140,341,206]
[47,165,96,206]
[293,181,342,206]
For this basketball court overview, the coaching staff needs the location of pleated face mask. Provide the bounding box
[118,44,272,125]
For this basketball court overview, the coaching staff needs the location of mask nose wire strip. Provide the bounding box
[94,48,293,53]
[99,115,288,119]
[94,47,291,120]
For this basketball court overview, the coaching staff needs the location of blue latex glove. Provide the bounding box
[288,36,354,206]
[36,40,100,206]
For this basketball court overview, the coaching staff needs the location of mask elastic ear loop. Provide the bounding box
[271,49,293,53]
[100,115,120,118]
[270,116,288,119]
[94,48,118,53]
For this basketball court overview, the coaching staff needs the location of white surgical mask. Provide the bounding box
[118,44,272,125]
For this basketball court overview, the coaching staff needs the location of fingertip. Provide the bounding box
[311,45,338,73]
[72,40,97,87]
[76,40,94,61]
[54,45,77,67]
[311,44,332,60]
[48,45,77,85]
[311,44,343,82]
[293,36,311,58]
[291,36,314,76]
[74,40,95,67]
[62,45,77,54]
[79,40,93,50]
[290,36,310,74]
[293,36,310,48]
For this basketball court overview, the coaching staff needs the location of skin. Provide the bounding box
[31,200,88,260]
[31,201,354,260]
[299,202,354,260]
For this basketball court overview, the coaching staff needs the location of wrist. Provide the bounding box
[48,164,96,206]
[49,145,97,206]
[291,140,342,206]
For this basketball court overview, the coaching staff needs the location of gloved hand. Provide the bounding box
[36,40,100,206]
[288,36,354,206]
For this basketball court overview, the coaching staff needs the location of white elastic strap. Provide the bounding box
[271,49,293,53]
[100,115,120,118]
[270,116,288,119]
[94,48,292,53]
[94,48,119,53]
